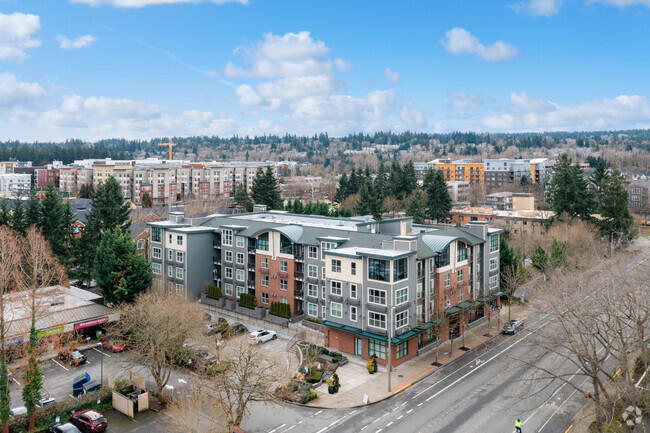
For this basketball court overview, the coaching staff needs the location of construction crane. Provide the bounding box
[158,139,175,160]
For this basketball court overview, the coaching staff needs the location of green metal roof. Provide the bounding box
[460,301,474,310]
[393,329,419,344]
[445,306,460,314]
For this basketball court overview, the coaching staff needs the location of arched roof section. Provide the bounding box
[249,225,303,244]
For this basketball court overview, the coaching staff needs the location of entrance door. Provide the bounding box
[354,338,363,356]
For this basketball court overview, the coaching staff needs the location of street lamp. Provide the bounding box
[387,304,395,393]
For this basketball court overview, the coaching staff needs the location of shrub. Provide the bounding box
[207,285,222,299]
[270,301,290,318]
[306,370,323,384]
[238,293,257,309]
[309,390,318,401]
[298,365,306,374]
[305,317,322,324]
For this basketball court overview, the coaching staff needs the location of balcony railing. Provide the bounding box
[213,240,221,249]
[294,271,304,280]
[259,268,269,275]
[294,288,304,298]
[278,270,289,278]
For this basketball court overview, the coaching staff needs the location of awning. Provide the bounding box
[323,321,388,342]
[460,301,474,310]
[445,306,460,314]
[393,329,418,344]
[493,291,505,297]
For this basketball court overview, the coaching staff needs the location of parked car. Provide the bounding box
[37,394,57,407]
[230,323,247,334]
[46,423,82,433]
[70,409,108,432]
[9,406,27,416]
[100,338,126,353]
[205,323,220,335]
[502,320,524,335]
[248,330,277,344]
[59,350,88,366]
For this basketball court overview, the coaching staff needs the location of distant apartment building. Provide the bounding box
[628,179,650,218]
[483,192,535,212]
[0,173,31,193]
[483,158,547,187]
[148,209,503,367]
[451,205,552,238]
[0,160,32,173]
[447,181,470,204]
[59,167,94,194]
[37,168,60,189]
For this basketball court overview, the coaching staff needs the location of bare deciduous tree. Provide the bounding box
[167,378,227,433]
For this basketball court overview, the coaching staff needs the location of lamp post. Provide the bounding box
[387,304,395,393]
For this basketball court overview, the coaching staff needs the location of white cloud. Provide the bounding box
[333,58,353,72]
[441,27,519,62]
[509,0,563,17]
[384,67,401,83]
[70,0,247,7]
[400,102,427,127]
[56,35,97,49]
[587,0,650,7]
[0,73,45,109]
[448,92,494,110]
[481,92,650,132]
[0,12,41,61]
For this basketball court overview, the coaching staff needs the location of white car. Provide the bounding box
[248,330,277,344]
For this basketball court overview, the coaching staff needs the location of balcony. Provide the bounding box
[259,268,269,275]
[347,297,360,306]
[294,271,304,281]
[213,240,221,249]
[247,264,256,272]
[294,251,304,262]
[213,256,220,264]
[294,288,304,299]
[247,281,255,290]
[278,270,289,278]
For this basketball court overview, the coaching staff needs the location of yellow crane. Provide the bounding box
[158,139,175,160]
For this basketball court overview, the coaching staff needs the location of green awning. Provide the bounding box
[480,297,490,302]
[445,306,460,314]
[493,291,505,297]
[393,329,418,344]
[323,321,389,342]
[359,331,387,342]
[460,301,474,310]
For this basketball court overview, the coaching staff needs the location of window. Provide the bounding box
[261,275,269,286]
[167,265,173,277]
[222,229,233,246]
[176,251,183,263]
[417,282,423,298]
[236,236,245,248]
[490,235,499,252]
[368,258,390,281]
[225,283,233,296]
[393,258,408,281]
[395,310,408,329]
[322,267,326,279]
[262,293,269,304]
[368,312,386,329]
[489,258,498,271]
[444,274,451,287]
[330,302,342,318]
[280,296,288,304]
[176,235,183,246]
[435,247,450,268]
[351,262,357,275]
[175,284,183,295]
[225,251,233,262]
[322,286,326,299]
[280,235,293,255]
[168,250,173,261]
[152,227,161,243]
[350,306,357,322]
[152,247,161,259]
[307,265,318,278]
[308,246,318,259]
[152,263,161,274]
[368,288,386,305]
[445,294,451,307]
[279,279,288,291]
[331,281,342,295]
[261,257,269,269]
[236,269,245,282]
[321,242,336,258]
[256,233,269,251]
[176,268,183,279]
[331,259,341,273]
[368,339,386,360]
[489,275,498,290]
[396,341,408,359]
[308,303,318,317]
[225,267,233,279]
[279,260,288,272]
[236,252,245,265]
[458,269,464,282]
[236,286,245,299]
[458,290,463,302]
[308,284,318,297]
[396,287,408,305]
[457,243,467,262]
[350,284,357,299]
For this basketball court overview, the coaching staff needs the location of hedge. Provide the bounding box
[306,369,323,384]
[10,387,112,433]
[238,293,257,309]
[269,301,290,318]
[207,285,222,299]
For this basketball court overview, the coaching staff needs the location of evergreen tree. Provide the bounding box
[335,172,350,203]
[39,184,75,265]
[597,170,635,243]
[590,161,609,208]
[22,325,42,432]
[499,235,517,272]
[531,243,549,277]
[25,189,41,228]
[0,357,9,433]
[95,228,153,304]
[0,199,9,226]
[141,192,153,208]
[250,167,282,210]
[349,168,362,195]
[78,183,95,199]
[546,154,594,220]
[550,238,567,269]
[233,185,253,212]
[10,197,27,236]
[374,162,389,199]
[355,179,385,220]
[425,169,452,223]
[406,189,426,224]
[387,162,402,198]
[400,161,417,199]
[292,198,303,214]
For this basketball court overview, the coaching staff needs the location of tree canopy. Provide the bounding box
[250,167,282,210]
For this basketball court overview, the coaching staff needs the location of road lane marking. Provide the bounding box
[386,422,393,427]
[52,359,68,371]
[314,410,322,415]
[360,426,369,431]
[418,402,423,406]
[397,415,403,420]
[92,347,111,357]
[349,410,357,415]
[407,409,414,414]
[538,377,589,432]
[268,424,285,433]
[282,426,295,432]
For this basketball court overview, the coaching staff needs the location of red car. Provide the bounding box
[70,409,107,432]
[100,338,126,353]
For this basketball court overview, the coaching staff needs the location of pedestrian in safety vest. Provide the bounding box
[515,418,523,432]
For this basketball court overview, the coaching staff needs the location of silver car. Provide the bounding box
[502,320,524,335]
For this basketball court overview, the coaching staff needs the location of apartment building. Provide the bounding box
[484,158,547,187]
[148,209,502,367]
[628,179,650,218]
[451,206,553,238]
[484,192,535,212]
[0,173,31,193]
[59,167,94,194]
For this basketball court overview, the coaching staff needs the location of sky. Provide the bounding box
[1,0,650,141]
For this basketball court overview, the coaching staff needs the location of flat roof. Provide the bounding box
[232,213,365,231]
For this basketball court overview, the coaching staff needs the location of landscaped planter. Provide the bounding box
[224,299,236,310]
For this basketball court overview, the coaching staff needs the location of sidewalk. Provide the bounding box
[306,302,533,409]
